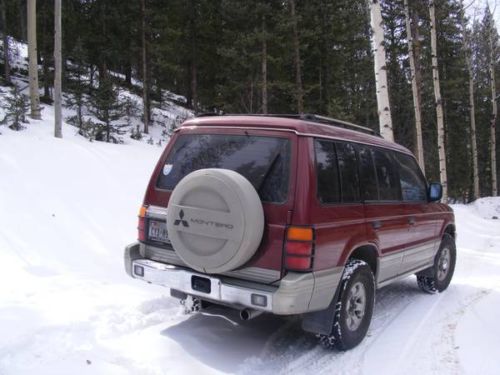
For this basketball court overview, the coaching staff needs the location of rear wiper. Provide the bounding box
[256,149,282,193]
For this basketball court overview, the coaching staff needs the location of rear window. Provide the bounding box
[157,134,291,203]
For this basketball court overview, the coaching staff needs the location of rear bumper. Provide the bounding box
[124,242,343,315]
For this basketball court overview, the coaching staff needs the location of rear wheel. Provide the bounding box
[417,233,456,294]
[319,259,375,350]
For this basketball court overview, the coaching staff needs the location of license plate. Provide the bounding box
[192,275,211,294]
[148,219,170,243]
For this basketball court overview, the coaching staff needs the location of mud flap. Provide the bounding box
[301,282,342,335]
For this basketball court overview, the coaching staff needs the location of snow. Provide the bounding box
[2,102,500,374]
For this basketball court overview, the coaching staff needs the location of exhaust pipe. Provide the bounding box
[240,308,263,321]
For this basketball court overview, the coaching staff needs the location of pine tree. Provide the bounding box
[87,79,124,143]
[1,85,30,131]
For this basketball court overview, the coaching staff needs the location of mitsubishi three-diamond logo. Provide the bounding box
[174,209,189,227]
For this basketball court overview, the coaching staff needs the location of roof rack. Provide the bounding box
[299,114,379,136]
[195,113,380,137]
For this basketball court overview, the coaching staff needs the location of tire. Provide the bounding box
[166,168,264,274]
[318,259,375,351]
[417,233,456,294]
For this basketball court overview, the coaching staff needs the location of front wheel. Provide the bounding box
[319,259,375,350]
[417,233,456,294]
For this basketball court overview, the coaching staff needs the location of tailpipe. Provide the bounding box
[239,308,263,321]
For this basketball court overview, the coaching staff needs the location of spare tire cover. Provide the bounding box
[166,168,264,274]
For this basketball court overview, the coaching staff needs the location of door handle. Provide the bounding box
[408,217,416,226]
[371,220,382,230]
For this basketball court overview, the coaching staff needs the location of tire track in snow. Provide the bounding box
[239,280,419,375]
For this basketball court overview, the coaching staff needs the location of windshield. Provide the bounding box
[157,134,291,203]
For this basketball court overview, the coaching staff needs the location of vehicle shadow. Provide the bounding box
[160,277,426,373]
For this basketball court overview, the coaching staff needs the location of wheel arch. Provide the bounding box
[345,244,379,278]
[443,223,456,240]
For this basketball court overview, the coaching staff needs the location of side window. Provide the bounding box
[336,142,360,202]
[315,140,340,203]
[395,153,427,201]
[372,149,401,201]
[358,145,378,200]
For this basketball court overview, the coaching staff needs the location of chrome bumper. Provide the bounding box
[125,242,342,315]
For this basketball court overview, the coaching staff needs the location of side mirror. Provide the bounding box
[428,182,443,202]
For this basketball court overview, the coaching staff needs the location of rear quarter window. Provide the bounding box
[395,153,427,202]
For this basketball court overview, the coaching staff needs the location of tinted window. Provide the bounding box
[315,140,340,203]
[395,153,427,201]
[157,134,290,203]
[336,142,360,202]
[358,146,378,200]
[372,149,400,201]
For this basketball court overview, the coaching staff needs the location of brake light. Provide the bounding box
[284,226,315,271]
[138,205,147,241]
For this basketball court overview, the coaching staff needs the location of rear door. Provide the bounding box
[359,146,410,283]
[394,152,440,272]
[310,139,366,271]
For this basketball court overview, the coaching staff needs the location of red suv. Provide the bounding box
[124,114,456,350]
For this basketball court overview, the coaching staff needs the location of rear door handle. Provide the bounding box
[408,217,416,225]
[371,221,382,230]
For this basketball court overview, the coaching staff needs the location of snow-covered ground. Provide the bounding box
[1,116,500,375]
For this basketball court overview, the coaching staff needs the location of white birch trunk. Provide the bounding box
[370,0,393,141]
[459,2,479,199]
[489,28,498,196]
[429,1,448,201]
[404,0,425,173]
[54,0,62,138]
[27,0,41,119]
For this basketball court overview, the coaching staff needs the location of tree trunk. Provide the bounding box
[190,62,197,112]
[1,0,10,84]
[18,0,26,41]
[289,0,303,114]
[489,27,498,196]
[188,0,198,113]
[370,0,393,141]
[125,63,132,86]
[89,64,94,94]
[27,0,41,119]
[42,54,50,98]
[459,2,479,199]
[54,0,62,138]
[404,0,424,173]
[140,0,149,134]
[261,15,268,114]
[429,1,448,201]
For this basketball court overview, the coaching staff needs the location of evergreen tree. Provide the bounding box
[1,85,30,131]
[87,79,124,143]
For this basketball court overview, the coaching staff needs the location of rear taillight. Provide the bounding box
[284,226,314,271]
[138,205,147,241]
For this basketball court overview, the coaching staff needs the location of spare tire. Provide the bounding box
[166,168,264,274]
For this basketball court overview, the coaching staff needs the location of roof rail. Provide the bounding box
[194,113,380,137]
[299,114,379,136]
